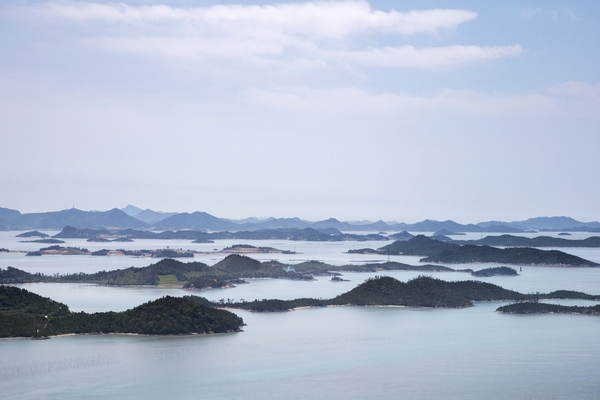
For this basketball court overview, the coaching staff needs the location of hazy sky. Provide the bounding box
[1,0,599,223]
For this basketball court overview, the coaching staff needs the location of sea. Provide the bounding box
[1,231,600,399]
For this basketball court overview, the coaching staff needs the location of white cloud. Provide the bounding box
[16,1,523,69]
[326,45,523,68]
[39,1,477,38]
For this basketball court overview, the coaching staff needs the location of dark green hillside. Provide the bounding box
[183,275,238,290]
[421,245,599,266]
[212,254,312,280]
[471,266,518,277]
[71,258,211,285]
[0,288,244,338]
[0,267,46,284]
[497,302,600,315]
[328,276,528,308]
[0,285,70,316]
[378,235,459,256]
[459,234,600,248]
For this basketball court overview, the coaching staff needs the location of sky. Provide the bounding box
[1,0,599,223]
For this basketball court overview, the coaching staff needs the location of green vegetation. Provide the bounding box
[221,244,296,254]
[20,239,65,244]
[327,276,529,308]
[207,276,534,311]
[0,255,461,288]
[471,266,518,277]
[421,245,599,267]
[458,234,600,248]
[157,275,181,285]
[0,286,244,338]
[379,235,459,256]
[496,302,600,315]
[183,275,238,290]
[352,236,599,267]
[205,275,600,312]
[0,285,69,317]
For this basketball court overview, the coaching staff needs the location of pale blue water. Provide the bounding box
[1,231,600,399]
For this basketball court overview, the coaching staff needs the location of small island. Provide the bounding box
[16,231,49,238]
[497,302,600,315]
[220,244,296,254]
[471,266,519,277]
[20,239,65,244]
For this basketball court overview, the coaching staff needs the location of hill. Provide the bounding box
[218,275,600,312]
[496,302,600,315]
[372,235,459,256]
[421,245,599,267]
[1,208,149,230]
[456,234,600,248]
[0,287,243,338]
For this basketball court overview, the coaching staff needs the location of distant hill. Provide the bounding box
[239,217,311,230]
[1,208,149,230]
[377,235,459,257]
[478,216,600,231]
[3,206,600,232]
[455,234,600,248]
[120,204,144,216]
[131,209,179,225]
[152,211,240,231]
[421,245,599,267]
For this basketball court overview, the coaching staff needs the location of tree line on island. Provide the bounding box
[0,285,244,339]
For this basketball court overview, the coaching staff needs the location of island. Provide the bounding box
[16,231,49,238]
[348,235,600,267]
[471,266,519,277]
[220,244,296,254]
[197,275,600,312]
[0,254,461,288]
[0,285,244,339]
[454,234,600,248]
[421,244,598,267]
[496,302,600,315]
[20,239,65,244]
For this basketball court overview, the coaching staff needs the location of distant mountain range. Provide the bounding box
[0,205,599,233]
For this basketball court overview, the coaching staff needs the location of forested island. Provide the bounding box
[471,266,519,277]
[496,302,600,315]
[0,285,243,339]
[0,255,460,289]
[454,234,600,248]
[351,236,598,267]
[192,275,600,312]
[421,245,598,267]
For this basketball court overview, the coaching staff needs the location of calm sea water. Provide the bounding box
[1,231,600,399]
